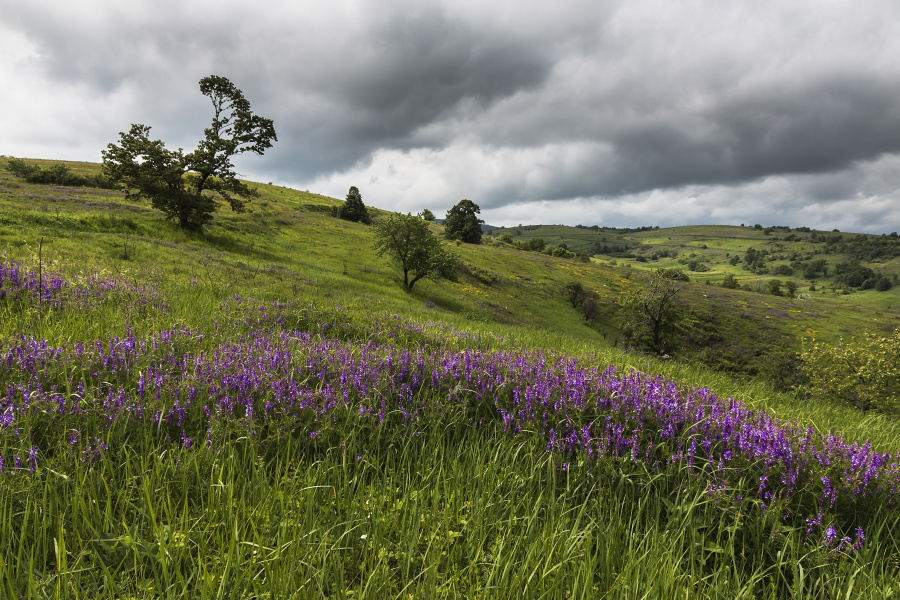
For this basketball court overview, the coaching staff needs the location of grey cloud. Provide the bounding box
[3,2,565,180]
[462,71,900,202]
[2,0,900,233]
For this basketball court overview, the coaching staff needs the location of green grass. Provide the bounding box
[492,223,900,351]
[9,417,896,598]
[2,158,900,598]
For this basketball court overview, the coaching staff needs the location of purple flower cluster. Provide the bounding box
[1,254,895,557]
[2,308,897,554]
[0,260,164,312]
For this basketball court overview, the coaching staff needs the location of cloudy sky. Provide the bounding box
[2,0,900,232]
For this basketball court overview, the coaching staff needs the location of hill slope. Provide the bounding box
[2,157,900,597]
[2,158,898,379]
[492,223,900,309]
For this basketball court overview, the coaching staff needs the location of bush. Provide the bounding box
[466,264,499,285]
[6,158,115,189]
[773,264,794,276]
[721,273,740,289]
[338,186,371,224]
[800,331,900,415]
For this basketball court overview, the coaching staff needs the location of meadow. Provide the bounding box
[493,223,900,317]
[2,159,900,598]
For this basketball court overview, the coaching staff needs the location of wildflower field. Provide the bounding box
[2,257,900,599]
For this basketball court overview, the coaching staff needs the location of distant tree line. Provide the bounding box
[822,234,900,262]
[590,242,637,258]
[493,233,590,260]
[575,224,658,233]
[734,246,893,292]
[832,261,894,291]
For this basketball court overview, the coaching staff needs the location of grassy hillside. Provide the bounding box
[492,223,900,311]
[492,223,900,339]
[2,158,900,598]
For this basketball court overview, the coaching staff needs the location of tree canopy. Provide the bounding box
[102,75,276,230]
[372,213,459,291]
[444,199,484,244]
[338,186,371,224]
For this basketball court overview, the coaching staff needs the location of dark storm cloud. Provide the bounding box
[454,56,900,203]
[322,9,556,129]
[265,7,562,178]
[2,0,900,232]
[1,1,572,179]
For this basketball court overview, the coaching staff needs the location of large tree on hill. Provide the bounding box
[372,213,459,290]
[444,199,484,244]
[102,75,277,231]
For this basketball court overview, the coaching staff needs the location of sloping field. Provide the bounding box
[2,158,899,598]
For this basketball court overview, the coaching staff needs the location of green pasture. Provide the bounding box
[2,158,900,598]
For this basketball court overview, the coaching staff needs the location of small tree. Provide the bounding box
[581,293,600,322]
[102,75,276,231]
[339,186,371,224]
[562,281,590,308]
[419,209,435,221]
[721,273,740,289]
[618,269,690,355]
[527,238,546,252]
[444,199,484,244]
[372,213,459,290]
[784,280,798,298]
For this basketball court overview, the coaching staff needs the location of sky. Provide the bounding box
[2,0,900,233]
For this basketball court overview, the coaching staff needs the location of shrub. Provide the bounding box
[721,273,740,289]
[338,186,371,224]
[6,158,115,188]
[800,331,900,415]
[467,264,499,285]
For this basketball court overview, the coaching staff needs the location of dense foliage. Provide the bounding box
[338,186,371,224]
[371,212,459,290]
[444,199,484,244]
[102,76,276,230]
[801,331,900,415]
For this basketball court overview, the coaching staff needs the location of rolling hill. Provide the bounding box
[2,157,899,598]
